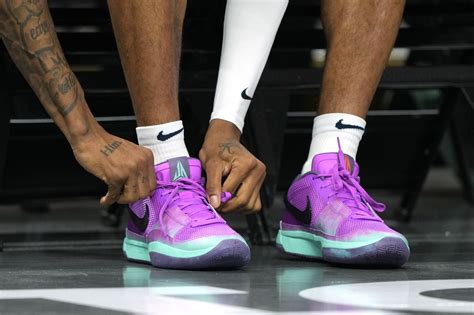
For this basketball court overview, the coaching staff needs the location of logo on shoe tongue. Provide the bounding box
[173,160,188,181]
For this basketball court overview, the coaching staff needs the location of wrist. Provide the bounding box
[65,106,103,146]
[208,119,241,140]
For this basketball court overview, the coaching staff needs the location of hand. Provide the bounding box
[199,119,266,214]
[70,124,156,205]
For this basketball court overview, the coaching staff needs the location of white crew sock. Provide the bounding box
[302,113,366,173]
[211,0,288,132]
[136,120,189,165]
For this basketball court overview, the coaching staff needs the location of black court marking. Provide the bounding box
[420,288,474,302]
[0,299,129,315]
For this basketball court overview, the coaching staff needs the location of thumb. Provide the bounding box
[205,161,224,209]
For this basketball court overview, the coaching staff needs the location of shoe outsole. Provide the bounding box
[321,237,410,267]
[277,233,409,267]
[125,238,251,270]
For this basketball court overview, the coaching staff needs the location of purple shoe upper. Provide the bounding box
[283,143,403,242]
[128,157,239,244]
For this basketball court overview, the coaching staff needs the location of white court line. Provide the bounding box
[300,279,474,314]
[0,286,399,315]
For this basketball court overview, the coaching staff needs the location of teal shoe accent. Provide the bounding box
[276,229,404,258]
[276,230,323,258]
[123,237,151,263]
[149,235,247,258]
[123,235,248,262]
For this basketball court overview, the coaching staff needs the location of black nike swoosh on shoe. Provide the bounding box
[128,204,149,233]
[241,88,253,100]
[285,196,312,225]
[335,119,365,131]
[157,128,184,141]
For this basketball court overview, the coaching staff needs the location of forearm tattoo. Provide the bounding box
[0,0,83,118]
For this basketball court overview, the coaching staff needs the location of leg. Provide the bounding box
[108,1,250,270]
[278,0,410,267]
[108,0,185,126]
[302,0,405,172]
[108,0,189,164]
[319,0,405,116]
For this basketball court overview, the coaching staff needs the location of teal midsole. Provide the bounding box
[123,236,247,261]
[276,229,408,257]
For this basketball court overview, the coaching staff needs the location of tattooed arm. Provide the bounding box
[0,0,156,204]
[0,0,86,138]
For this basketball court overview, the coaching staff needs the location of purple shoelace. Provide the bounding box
[318,139,385,221]
[155,178,225,230]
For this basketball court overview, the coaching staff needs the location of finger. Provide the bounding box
[144,149,157,193]
[100,182,124,205]
[240,190,259,215]
[221,171,261,213]
[205,160,224,209]
[133,149,155,198]
[140,161,156,197]
[254,197,262,212]
[222,162,265,213]
[117,175,140,204]
[137,172,152,200]
[222,167,247,196]
[242,194,263,215]
[148,167,157,193]
[248,163,266,212]
[249,175,265,211]
[249,188,262,212]
[220,186,251,213]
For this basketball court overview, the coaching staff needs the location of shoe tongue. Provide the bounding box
[311,153,354,174]
[155,157,202,182]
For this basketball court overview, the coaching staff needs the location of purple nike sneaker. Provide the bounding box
[276,141,410,267]
[123,157,250,270]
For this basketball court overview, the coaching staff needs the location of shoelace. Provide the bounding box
[317,139,385,221]
[155,178,223,232]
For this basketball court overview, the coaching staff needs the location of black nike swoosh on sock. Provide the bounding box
[157,128,184,141]
[128,204,149,233]
[335,119,365,131]
[285,196,312,225]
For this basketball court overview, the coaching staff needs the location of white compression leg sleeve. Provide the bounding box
[211,0,288,132]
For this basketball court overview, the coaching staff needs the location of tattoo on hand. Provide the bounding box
[219,143,238,155]
[101,141,122,157]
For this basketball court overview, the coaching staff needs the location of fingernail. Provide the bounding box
[210,195,219,207]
